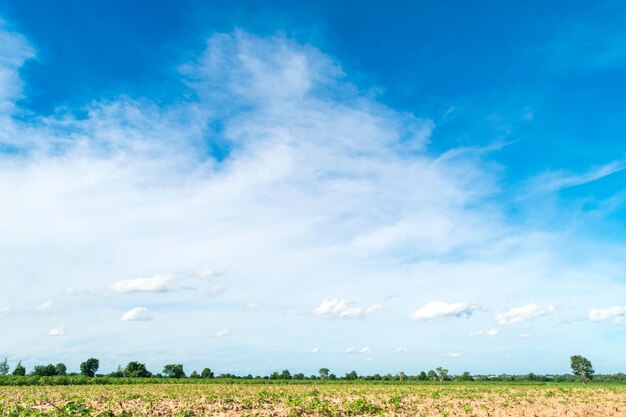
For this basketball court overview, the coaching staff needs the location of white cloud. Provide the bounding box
[313,299,383,319]
[410,301,483,321]
[344,346,373,354]
[120,307,152,321]
[0,307,9,318]
[1,26,623,372]
[495,303,555,325]
[396,347,408,353]
[36,300,54,312]
[110,274,174,293]
[213,329,230,337]
[523,161,626,197]
[588,306,626,324]
[47,327,65,336]
[311,347,320,353]
[196,269,221,279]
[469,328,499,337]
[200,285,225,298]
[446,352,462,358]
[0,23,35,116]
[519,332,533,338]
[245,303,260,312]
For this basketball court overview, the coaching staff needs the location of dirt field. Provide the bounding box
[1,382,625,416]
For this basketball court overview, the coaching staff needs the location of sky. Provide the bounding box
[0,0,625,377]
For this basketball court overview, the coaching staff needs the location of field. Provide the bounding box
[1,382,626,417]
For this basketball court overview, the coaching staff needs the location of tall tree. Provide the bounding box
[201,368,214,378]
[570,355,594,384]
[80,358,99,377]
[319,368,330,379]
[12,361,25,376]
[0,358,8,375]
[436,367,448,382]
[55,363,67,376]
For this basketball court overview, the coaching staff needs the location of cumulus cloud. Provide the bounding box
[495,303,555,325]
[469,328,499,337]
[36,300,54,312]
[213,329,230,337]
[120,307,152,321]
[0,307,9,318]
[110,275,174,293]
[588,306,626,324]
[47,327,65,336]
[519,332,533,338]
[311,347,320,353]
[410,301,483,321]
[344,346,373,354]
[109,271,225,296]
[446,352,462,358]
[313,299,383,319]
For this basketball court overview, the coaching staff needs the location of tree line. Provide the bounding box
[0,355,609,384]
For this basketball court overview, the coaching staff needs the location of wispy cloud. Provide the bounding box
[469,328,499,337]
[0,307,10,318]
[213,329,230,337]
[522,161,626,197]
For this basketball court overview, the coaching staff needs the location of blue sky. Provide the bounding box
[0,0,625,376]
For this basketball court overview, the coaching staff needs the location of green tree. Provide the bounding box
[319,368,330,379]
[55,363,67,376]
[80,358,99,377]
[570,355,594,384]
[459,371,473,381]
[12,361,25,376]
[163,364,185,378]
[280,369,292,380]
[345,370,358,380]
[32,364,57,376]
[417,371,427,381]
[427,370,437,381]
[0,358,8,375]
[124,361,151,378]
[201,368,214,378]
[436,367,448,381]
[190,370,199,378]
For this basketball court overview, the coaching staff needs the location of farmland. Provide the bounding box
[1,382,625,417]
